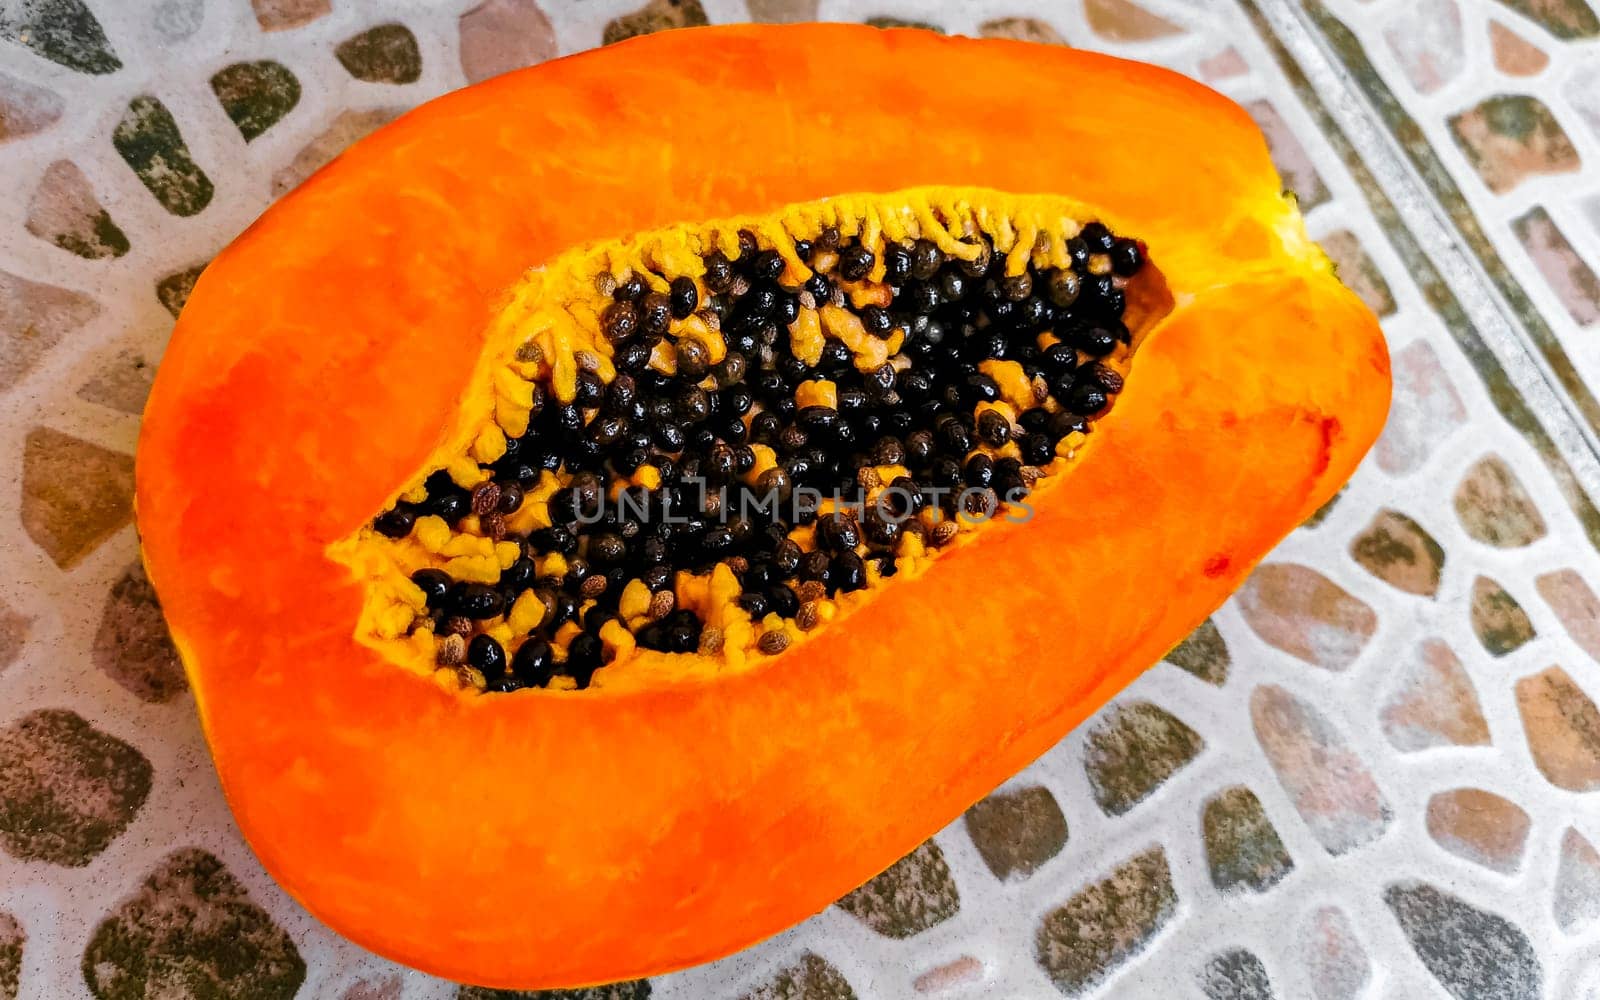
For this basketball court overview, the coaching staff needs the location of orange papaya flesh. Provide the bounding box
[134,24,1390,990]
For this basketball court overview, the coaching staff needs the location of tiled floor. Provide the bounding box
[2,0,1599,997]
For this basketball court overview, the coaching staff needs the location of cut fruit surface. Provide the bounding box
[135,23,1390,990]
[340,188,1173,694]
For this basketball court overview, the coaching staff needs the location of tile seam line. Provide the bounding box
[1249,0,1600,500]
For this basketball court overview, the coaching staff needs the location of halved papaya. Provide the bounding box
[135,23,1389,990]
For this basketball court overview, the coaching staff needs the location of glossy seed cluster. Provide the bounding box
[368,212,1147,692]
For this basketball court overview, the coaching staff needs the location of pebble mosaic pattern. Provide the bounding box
[2,0,1600,997]
[82,848,306,999]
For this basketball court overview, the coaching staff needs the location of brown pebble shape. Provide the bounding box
[1349,508,1445,596]
[1084,0,1182,40]
[1083,700,1205,816]
[0,73,64,141]
[1380,639,1490,751]
[94,563,185,703]
[77,349,155,415]
[1236,564,1377,671]
[83,848,305,999]
[1203,786,1294,893]
[747,0,819,22]
[603,0,708,45]
[336,24,423,83]
[964,785,1069,880]
[1425,788,1531,872]
[459,0,557,83]
[738,952,857,1000]
[1517,666,1600,791]
[25,160,129,259]
[1449,94,1581,194]
[1470,576,1535,656]
[1164,618,1229,685]
[1252,684,1391,855]
[2,269,101,392]
[21,428,135,569]
[835,839,959,938]
[0,709,152,866]
[0,911,21,1000]
[0,598,28,676]
[1454,455,1547,547]
[1035,847,1177,995]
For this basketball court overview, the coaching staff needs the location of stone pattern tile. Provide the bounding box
[1424,788,1531,872]
[1328,0,1600,393]
[1198,949,1274,999]
[0,911,21,1000]
[1082,701,1205,815]
[1373,340,1467,476]
[1488,22,1548,76]
[1554,827,1600,934]
[336,25,424,84]
[1380,639,1490,751]
[1034,847,1176,995]
[1384,882,1541,1000]
[459,0,558,84]
[93,563,185,703]
[1235,564,1377,670]
[1535,568,1600,660]
[1512,207,1600,326]
[1,269,101,392]
[604,0,709,45]
[1162,617,1230,685]
[77,348,156,414]
[1319,229,1396,317]
[20,428,135,569]
[1246,99,1332,209]
[1,1,1597,999]
[252,0,329,31]
[344,976,404,1000]
[155,262,206,318]
[83,849,305,999]
[1448,95,1581,194]
[833,840,960,939]
[1252,685,1392,856]
[1083,0,1182,40]
[1454,454,1547,546]
[1469,575,1536,656]
[112,96,213,217]
[0,710,151,866]
[1202,786,1295,893]
[1383,0,1464,94]
[271,108,402,197]
[979,16,1067,43]
[211,61,302,142]
[0,0,120,74]
[910,956,981,993]
[0,599,28,677]
[1301,906,1369,1000]
[1348,508,1445,595]
[0,73,65,141]
[738,953,856,999]
[1516,666,1600,791]
[25,160,128,259]
[747,1,820,24]
[963,785,1068,880]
